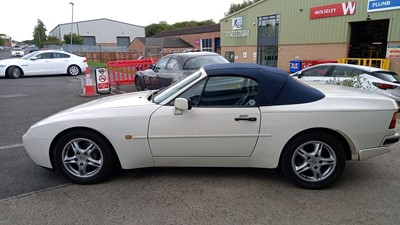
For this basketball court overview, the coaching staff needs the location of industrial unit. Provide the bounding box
[220,0,400,73]
[49,18,145,47]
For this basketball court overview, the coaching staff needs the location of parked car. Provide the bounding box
[0,46,4,50]
[11,47,24,57]
[28,47,38,53]
[135,52,229,91]
[23,63,399,189]
[291,63,400,107]
[0,50,88,78]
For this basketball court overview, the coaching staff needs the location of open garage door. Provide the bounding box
[348,19,389,59]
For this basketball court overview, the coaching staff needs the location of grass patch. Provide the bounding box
[88,61,106,68]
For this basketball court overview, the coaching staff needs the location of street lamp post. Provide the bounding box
[69,2,74,53]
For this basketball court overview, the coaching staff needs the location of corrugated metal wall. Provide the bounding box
[221,0,400,46]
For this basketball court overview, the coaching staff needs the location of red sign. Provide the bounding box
[310,1,356,19]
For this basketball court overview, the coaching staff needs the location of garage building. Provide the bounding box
[49,18,145,47]
[220,0,400,73]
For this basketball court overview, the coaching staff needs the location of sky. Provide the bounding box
[1,0,245,42]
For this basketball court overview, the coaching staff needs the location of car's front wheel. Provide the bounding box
[67,65,81,76]
[280,132,346,189]
[8,66,23,78]
[53,130,117,184]
[135,76,145,91]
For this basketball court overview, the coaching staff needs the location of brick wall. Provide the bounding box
[279,43,347,72]
[223,43,347,72]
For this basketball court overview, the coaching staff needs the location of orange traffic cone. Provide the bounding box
[80,67,99,97]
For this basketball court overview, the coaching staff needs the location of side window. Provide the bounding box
[155,57,170,70]
[330,66,357,77]
[54,53,70,58]
[36,53,54,59]
[166,58,178,70]
[301,66,331,77]
[198,76,259,107]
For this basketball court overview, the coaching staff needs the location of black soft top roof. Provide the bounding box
[203,63,325,106]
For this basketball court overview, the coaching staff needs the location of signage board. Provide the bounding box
[310,1,356,19]
[367,0,400,12]
[95,68,111,94]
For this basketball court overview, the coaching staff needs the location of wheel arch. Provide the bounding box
[278,128,353,168]
[49,127,122,171]
[6,65,25,76]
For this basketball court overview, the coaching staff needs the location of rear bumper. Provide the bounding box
[358,132,399,160]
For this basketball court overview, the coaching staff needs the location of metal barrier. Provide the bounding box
[106,58,158,85]
[338,58,391,70]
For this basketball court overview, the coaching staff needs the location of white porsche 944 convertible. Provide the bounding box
[23,63,399,189]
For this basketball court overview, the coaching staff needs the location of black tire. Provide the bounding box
[67,65,81,76]
[8,66,23,78]
[135,76,145,91]
[53,130,116,184]
[280,132,346,189]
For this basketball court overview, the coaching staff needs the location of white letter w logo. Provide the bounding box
[342,1,356,15]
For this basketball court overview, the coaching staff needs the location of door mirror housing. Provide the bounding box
[30,56,37,61]
[174,98,192,115]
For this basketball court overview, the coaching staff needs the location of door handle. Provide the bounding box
[235,117,257,122]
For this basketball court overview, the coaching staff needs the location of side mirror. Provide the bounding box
[148,64,154,70]
[297,71,303,78]
[174,98,192,115]
[30,57,37,61]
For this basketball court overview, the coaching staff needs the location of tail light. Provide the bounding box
[83,59,87,63]
[373,82,397,90]
[389,112,398,129]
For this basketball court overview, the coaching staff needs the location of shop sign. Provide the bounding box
[310,1,356,19]
[225,30,250,38]
[387,46,400,58]
[226,16,250,38]
[232,17,243,30]
[367,0,400,12]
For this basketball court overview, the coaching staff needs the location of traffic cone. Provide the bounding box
[80,67,99,97]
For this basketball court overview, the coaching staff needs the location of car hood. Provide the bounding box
[64,90,155,113]
[0,58,27,65]
[30,91,156,126]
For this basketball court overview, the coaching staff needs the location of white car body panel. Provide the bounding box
[23,83,398,171]
[0,50,87,77]
[149,106,261,157]
[292,63,400,103]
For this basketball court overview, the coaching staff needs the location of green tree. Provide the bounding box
[224,0,262,16]
[32,19,47,48]
[46,36,63,45]
[146,21,171,37]
[63,33,84,45]
[145,20,216,37]
[0,37,4,46]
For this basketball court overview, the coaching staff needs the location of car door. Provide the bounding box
[51,52,71,74]
[26,52,54,75]
[143,57,170,89]
[148,76,261,157]
[156,57,179,88]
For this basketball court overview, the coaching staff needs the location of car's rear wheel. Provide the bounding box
[67,65,81,76]
[53,130,116,184]
[8,66,23,78]
[280,132,346,189]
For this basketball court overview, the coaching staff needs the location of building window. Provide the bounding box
[201,39,212,52]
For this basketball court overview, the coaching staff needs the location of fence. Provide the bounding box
[338,58,391,70]
[106,58,159,85]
